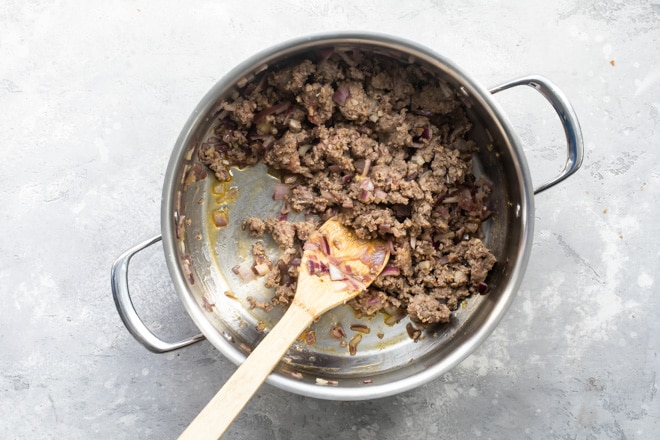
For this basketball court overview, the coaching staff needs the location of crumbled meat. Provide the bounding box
[200,50,496,325]
[335,81,372,123]
[247,296,272,312]
[407,295,451,324]
[299,83,335,125]
[251,241,269,263]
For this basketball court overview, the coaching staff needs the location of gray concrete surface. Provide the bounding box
[1,1,659,439]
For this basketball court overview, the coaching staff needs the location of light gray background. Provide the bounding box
[1,1,658,439]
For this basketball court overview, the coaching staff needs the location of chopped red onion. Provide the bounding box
[354,159,366,174]
[305,330,316,345]
[359,178,374,192]
[175,190,182,217]
[361,158,372,177]
[384,309,407,326]
[359,248,371,265]
[254,102,292,122]
[176,215,186,240]
[303,241,319,252]
[370,247,387,267]
[387,238,395,255]
[333,86,350,105]
[348,333,362,356]
[254,263,270,276]
[406,323,421,341]
[306,259,316,275]
[328,264,345,281]
[380,265,400,277]
[330,325,346,340]
[350,323,371,334]
[212,210,229,228]
[366,295,383,306]
[319,234,331,255]
[272,183,289,200]
[235,261,256,281]
[405,171,418,181]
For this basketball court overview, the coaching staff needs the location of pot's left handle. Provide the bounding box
[111,235,205,353]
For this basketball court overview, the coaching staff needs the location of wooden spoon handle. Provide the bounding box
[178,303,314,440]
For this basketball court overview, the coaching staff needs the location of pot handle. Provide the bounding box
[490,75,584,194]
[111,235,205,353]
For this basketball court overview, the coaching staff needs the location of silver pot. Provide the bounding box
[112,32,583,400]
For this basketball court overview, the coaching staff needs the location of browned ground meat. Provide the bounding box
[200,50,496,325]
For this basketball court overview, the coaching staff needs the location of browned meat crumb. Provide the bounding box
[407,295,451,324]
[246,296,272,312]
[200,50,496,325]
[251,241,272,275]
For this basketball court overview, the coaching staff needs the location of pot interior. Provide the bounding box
[162,34,533,400]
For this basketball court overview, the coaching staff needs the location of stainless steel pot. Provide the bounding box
[111,32,583,400]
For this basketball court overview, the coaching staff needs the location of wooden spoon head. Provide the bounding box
[294,217,390,317]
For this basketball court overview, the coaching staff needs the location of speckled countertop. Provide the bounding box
[1,1,659,439]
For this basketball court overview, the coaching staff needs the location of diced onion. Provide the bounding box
[333,86,350,105]
[254,263,270,276]
[213,210,229,227]
[319,234,331,255]
[358,178,374,191]
[370,247,387,267]
[380,265,400,277]
[328,263,345,281]
[272,183,289,200]
[233,261,256,281]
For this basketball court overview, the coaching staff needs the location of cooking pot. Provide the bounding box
[111,32,583,400]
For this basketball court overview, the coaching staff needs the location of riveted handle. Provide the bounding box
[111,235,205,353]
[490,75,584,194]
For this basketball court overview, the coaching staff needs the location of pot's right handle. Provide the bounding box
[111,235,205,353]
[490,75,584,194]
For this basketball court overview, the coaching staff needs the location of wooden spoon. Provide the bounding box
[179,217,390,439]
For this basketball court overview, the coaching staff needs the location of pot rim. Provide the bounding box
[161,31,534,400]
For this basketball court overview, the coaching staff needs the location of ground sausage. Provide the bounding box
[201,50,496,325]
